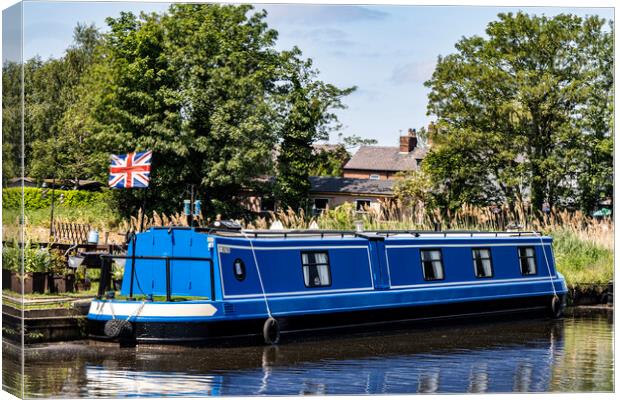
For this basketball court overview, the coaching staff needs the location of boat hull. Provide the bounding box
[88,294,563,344]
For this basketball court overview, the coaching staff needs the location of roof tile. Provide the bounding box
[343,146,427,172]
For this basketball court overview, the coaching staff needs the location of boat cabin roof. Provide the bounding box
[147,227,548,241]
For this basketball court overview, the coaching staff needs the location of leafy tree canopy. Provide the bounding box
[18,4,353,217]
[424,12,613,214]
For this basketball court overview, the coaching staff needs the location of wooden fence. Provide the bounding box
[52,222,91,244]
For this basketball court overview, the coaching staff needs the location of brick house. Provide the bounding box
[308,176,395,214]
[343,129,427,180]
[246,176,395,215]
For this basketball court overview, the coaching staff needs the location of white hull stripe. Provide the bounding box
[386,243,550,249]
[219,244,368,251]
[224,286,375,299]
[223,276,559,300]
[88,301,218,318]
[390,275,558,289]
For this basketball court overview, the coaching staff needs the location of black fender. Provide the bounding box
[263,317,280,345]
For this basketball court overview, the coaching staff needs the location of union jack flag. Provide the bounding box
[108,151,152,189]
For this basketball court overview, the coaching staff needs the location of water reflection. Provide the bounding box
[3,309,613,397]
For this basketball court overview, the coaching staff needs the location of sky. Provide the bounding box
[3,1,615,145]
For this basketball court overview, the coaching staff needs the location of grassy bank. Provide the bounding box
[551,229,613,285]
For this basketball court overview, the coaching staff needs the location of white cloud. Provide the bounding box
[390,60,437,84]
[262,5,388,26]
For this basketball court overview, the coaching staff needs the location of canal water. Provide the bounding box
[3,308,613,397]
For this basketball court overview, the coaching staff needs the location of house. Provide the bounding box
[343,129,427,180]
[246,176,395,215]
[308,176,395,214]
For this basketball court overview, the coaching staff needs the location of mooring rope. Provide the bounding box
[241,231,273,318]
[535,231,558,299]
[126,299,147,322]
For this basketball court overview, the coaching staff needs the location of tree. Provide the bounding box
[28,23,103,184]
[2,61,22,182]
[69,4,352,217]
[393,170,435,221]
[274,50,355,210]
[425,12,613,213]
[309,144,349,177]
[309,135,377,177]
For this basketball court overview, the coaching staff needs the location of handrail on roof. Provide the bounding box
[204,228,542,239]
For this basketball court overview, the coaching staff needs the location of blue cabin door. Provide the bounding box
[366,235,390,290]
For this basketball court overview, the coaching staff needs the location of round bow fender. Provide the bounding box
[263,317,280,345]
[104,319,133,339]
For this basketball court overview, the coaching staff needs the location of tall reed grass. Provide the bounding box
[245,202,614,286]
[7,199,613,286]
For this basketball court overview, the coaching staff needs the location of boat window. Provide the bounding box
[472,248,493,278]
[518,247,537,275]
[233,258,246,281]
[420,249,444,281]
[301,251,331,287]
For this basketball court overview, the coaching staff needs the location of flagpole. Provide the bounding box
[139,187,148,232]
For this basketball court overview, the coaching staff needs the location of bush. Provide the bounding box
[25,246,51,273]
[2,187,111,209]
[2,244,20,272]
[2,242,53,273]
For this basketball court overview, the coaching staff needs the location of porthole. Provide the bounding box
[233,258,246,281]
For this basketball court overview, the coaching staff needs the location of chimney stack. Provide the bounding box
[399,128,417,153]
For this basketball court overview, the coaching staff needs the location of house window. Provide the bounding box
[356,199,371,212]
[301,251,331,287]
[518,247,537,275]
[369,174,380,180]
[260,197,275,212]
[472,248,493,278]
[313,198,329,215]
[420,249,444,281]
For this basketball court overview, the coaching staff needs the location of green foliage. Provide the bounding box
[26,24,103,182]
[2,242,54,274]
[48,249,68,276]
[309,135,378,177]
[78,5,289,216]
[4,4,352,220]
[393,170,436,213]
[425,12,613,213]
[340,134,378,149]
[25,246,51,273]
[2,244,20,272]
[2,188,111,209]
[2,61,22,182]
[112,263,124,281]
[67,4,351,217]
[275,51,355,209]
[317,202,358,229]
[309,144,350,177]
[551,229,613,285]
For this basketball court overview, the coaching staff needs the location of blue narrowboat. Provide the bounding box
[87,224,568,344]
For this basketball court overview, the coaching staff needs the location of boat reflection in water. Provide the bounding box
[5,311,613,397]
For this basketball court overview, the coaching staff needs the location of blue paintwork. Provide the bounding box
[89,228,568,323]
